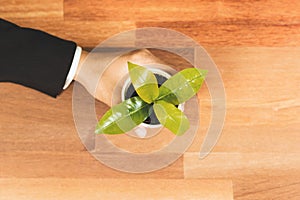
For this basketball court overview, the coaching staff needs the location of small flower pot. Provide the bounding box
[117,63,184,137]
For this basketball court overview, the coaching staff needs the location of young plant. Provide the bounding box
[95,62,207,135]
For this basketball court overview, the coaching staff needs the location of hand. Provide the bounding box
[75,49,165,106]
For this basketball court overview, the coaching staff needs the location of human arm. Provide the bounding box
[0,18,77,97]
[0,19,164,106]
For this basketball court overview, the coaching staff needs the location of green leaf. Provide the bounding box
[153,100,190,135]
[157,68,207,105]
[128,62,159,103]
[95,96,151,134]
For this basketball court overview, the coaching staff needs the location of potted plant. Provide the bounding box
[121,65,181,128]
[95,62,207,135]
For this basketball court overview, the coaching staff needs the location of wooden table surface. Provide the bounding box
[1,0,299,199]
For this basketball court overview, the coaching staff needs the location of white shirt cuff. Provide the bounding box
[63,46,82,89]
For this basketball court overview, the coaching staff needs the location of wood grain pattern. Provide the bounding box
[188,47,300,153]
[0,151,183,179]
[0,0,63,19]
[64,0,300,24]
[136,22,300,46]
[1,0,300,199]
[0,178,233,200]
[4,0,299,47]
[233,176,300,200]
[0,84,183,179]
[185,47,300,199]
[64,0,300,46]
[184,153,300,179]
[0,19,136,47]
[184,153,300,200]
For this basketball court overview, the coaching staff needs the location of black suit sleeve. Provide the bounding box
[0,19,77,97]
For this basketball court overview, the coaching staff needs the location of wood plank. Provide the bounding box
[0,83,84,153]
[3,20,299,48]
[233,176,300,200]
[0,178,233,200]
[2,1,300,47]
[0,19,136,47]
[64,0,300,46]
[188,47,300,153]
[207,47,300,101]
[0,83,183,179]
[0,151,183,179]
[0,0,63,19]
[191,123,300,154]
[64,0,300,24]
[136,22,300,47]
[184,153,300,200]
[184,153,300,179]
[180,47,300,199]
